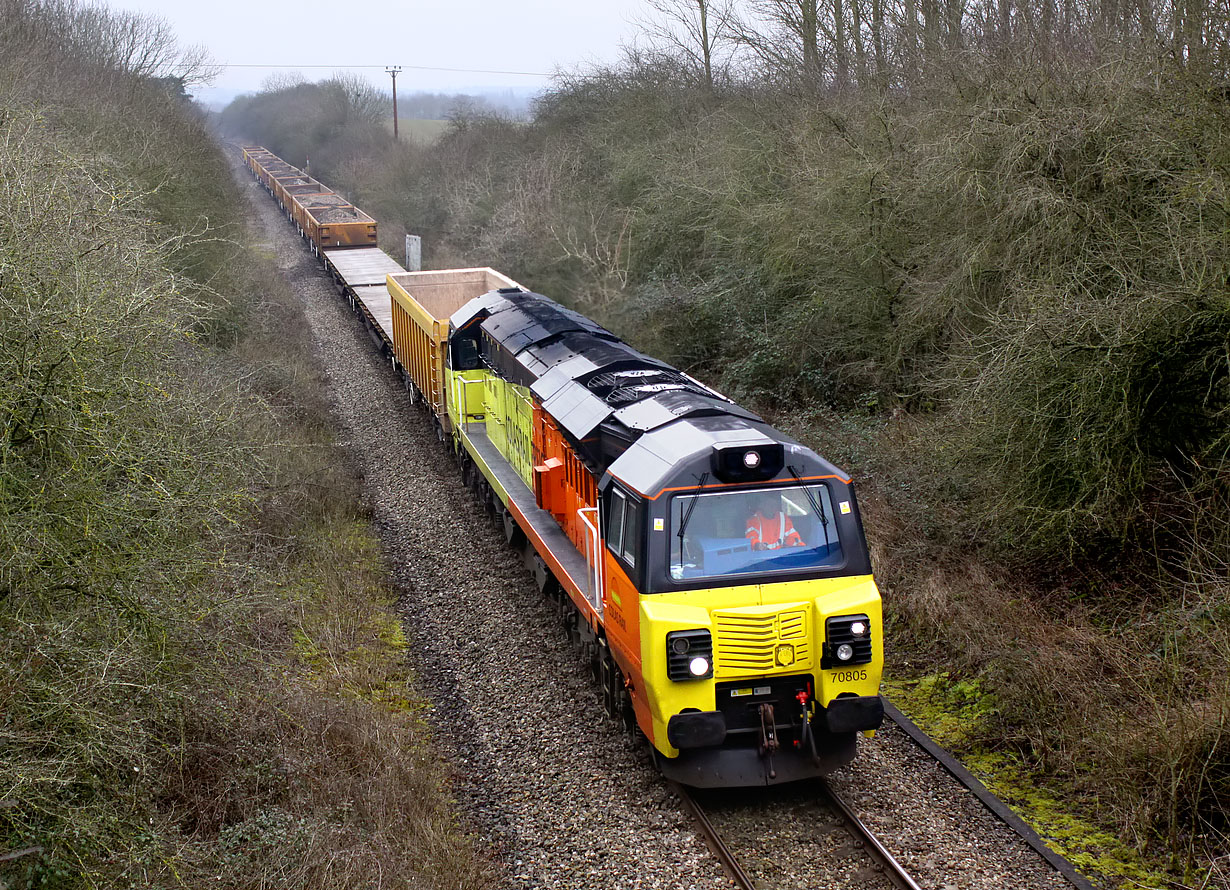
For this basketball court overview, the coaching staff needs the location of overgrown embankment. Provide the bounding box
[0,1,491,887]
[223,45,1229,885]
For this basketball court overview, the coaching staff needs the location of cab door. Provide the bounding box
[602,486,643,672]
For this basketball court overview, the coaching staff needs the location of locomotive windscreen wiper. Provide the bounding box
[788,465,830,550]
[676,472,709,548]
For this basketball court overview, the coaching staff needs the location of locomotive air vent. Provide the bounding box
[587,368,712,404]
[606,382,690,405]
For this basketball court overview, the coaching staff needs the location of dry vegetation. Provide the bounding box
[221,1,1228,883]
[0,1,491,887]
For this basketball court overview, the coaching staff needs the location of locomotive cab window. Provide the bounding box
[669,484,844,581]
[605,487,642,569]
[451,336,479,370]
[621,495,641,567]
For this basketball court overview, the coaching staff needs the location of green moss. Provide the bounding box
[884,674,1181,889]
[282,520,427,719]
[885,673,1000,748]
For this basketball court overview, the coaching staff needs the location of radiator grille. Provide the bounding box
[714,606,811,675]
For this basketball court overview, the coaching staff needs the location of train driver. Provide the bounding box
[745,492,805,551]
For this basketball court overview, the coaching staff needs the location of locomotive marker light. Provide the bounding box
[823,614,875,669]
[688,656,711,677]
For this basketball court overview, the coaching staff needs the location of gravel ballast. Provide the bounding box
[235,152,1087,890]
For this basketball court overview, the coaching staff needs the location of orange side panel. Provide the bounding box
[535,413,599,555]
[603,555,648,738]
[532,407,566,520]
[602,554,641,671]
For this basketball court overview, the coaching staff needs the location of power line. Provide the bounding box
[205,62,550,77]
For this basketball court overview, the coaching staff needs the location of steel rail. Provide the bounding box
[818,777,925,890]
[671,778,925,890]
[882,700,1100,890]
[667,781,759,890]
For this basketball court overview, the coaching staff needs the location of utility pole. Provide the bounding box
[385,65,402,140]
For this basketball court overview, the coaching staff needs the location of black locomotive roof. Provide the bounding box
[520,332,663,379]
[481,294,614,354]
[449,287,847,494]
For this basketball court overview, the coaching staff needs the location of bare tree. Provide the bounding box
[0,0,219,90]
[321,72,390,126]
[262,71,308,92]
[637,0,742,89]
[740,0,827,86]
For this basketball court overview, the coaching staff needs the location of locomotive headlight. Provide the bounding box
[667,629,713,680]
[823,614,873,669]
[742,450,761,469]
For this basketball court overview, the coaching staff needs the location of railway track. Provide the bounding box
[668,708,1101,890]
[670,778,923,890]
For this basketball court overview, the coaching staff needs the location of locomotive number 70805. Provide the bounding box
[829,669,868,684]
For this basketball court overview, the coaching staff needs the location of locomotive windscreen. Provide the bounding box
[669,484,846,581]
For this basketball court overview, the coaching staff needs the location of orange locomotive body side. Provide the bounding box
[532,407,598,556]
[532,393,649,746]
[601,553,649,742]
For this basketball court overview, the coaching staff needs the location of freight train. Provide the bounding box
[242,145,886,787]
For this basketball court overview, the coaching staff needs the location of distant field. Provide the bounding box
[388,118,450,144]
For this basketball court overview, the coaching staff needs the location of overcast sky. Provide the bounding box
[115,0,652,103]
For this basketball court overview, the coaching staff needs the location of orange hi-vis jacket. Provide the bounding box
[746,511,804,550]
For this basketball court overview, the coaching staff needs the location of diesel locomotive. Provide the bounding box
[242,145,886,787]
